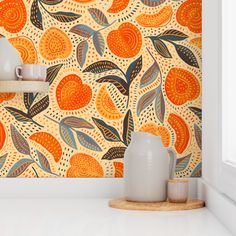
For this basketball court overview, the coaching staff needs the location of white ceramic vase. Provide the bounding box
[0,37,22,81]
[124,132,177,202]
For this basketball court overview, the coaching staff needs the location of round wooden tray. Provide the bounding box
[109,198,205,211]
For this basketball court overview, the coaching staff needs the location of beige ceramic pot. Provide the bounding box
[124,132,177,202]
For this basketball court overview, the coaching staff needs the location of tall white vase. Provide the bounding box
[124,132,177,202]
[0,37,22,81]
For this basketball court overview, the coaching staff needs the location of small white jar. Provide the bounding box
[168,179,189,203]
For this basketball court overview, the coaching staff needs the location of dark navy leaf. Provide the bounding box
[126,56,142,84]
[102,147,126,160]
[92,118,121,142]
[83,61,120,73]
[96,76,129,96]
[46,64,63,85]
[174,43,199,68]
[158,29,188,41]
[30,0,43,30]
[24,93,34,110]
[122,110,134,146]
[29,96,49,117]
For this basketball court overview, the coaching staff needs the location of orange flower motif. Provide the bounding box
[39,27,72,61]
[0,122,6,151]
[165,68,200,106]
[0,0,27,33]
[96,85,122,120]
[107,22,142,58]
[67,153,104,178]
[107,0,130,13]
[168,113,190,154]
[113,162,123,178]
[176,0,202,33]
[30,132,62,163]
[190,37,202,49]
[10,37,38,64]
[73,0,95,2]
[0,93,15,103]
[56,74,92,110]
[136,6,173,28]
[139,123,170,147]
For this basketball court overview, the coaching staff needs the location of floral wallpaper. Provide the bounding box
[0,0,202,178]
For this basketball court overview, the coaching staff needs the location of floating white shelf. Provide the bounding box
[0,81,49,93]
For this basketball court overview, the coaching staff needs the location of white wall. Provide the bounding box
[202,0,220,188]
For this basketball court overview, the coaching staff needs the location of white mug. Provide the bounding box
[38,65,47,81]
[16,64,47,81]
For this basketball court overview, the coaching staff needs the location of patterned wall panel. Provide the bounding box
[0,0,202,178]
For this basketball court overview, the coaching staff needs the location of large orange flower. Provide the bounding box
[107,22,142,58]
[165,68,200,106]
[0,93,15,103]
[56,74,92,110]
[39,27,72,61]
[30,132,62,163]
[136,6,173,28]
[176,0,202,33]
[107,0,130,13]
[96,85,122,120]
[67,153,104,178]
[0,0,27,33]
[10,37,38,64]
[73,0,95,2]
[139,123,170,147]
[0,122,6,151]
[113,162,123,178]
[168,113,190,154]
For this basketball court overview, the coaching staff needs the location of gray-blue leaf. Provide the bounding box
[194,124,202,150]
[77,40,89,67]
[7,159,34,177]
[76,131,102,152]
[88,8,109,26]
[0,153,7,170]
[93,31,105,56]
[37,150,52,173]
[70,24,95,38]
[60,124,77,149]
[137,88,158,116]
[140,62,160,88]
[155,85,165,123]
[10,125,30,155]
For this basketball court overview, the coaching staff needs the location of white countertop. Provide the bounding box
[0,199,232,236]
